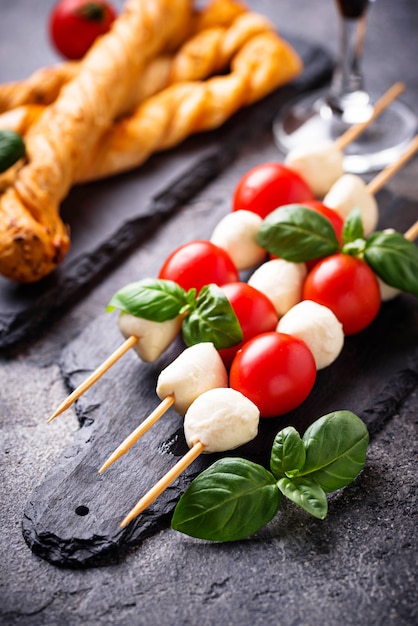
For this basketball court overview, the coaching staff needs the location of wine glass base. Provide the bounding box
[273,89,417,174]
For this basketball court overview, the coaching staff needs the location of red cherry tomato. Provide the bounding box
[303,253,381,335]
[218,282,279,368]
[230,332,316,417]
[158,240,239,293]
[232,162,314,219]
[49,0,117,60]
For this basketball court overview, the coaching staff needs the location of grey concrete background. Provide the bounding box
[1,1,417,625]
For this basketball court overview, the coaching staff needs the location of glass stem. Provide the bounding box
[328,12,371,114]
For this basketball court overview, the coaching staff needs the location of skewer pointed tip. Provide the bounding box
[47,335,139,424]
[119,440,205,528]
[47,404,68,423]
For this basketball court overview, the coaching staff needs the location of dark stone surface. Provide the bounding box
[1,0,418,625]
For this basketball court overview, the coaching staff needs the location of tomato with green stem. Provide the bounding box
[49,0,117,60]
[232,162,314,219]
[229,331,316,417]
[303,253,381,335]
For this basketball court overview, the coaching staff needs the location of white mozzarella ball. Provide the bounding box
[277,300,344,369]
[248,258,307,316]
[210,210,266,270]
[184,388,259,454]
[118,312,182,362]
[285,140,344,198]
[156,342,228,416]
[323,173,378,235]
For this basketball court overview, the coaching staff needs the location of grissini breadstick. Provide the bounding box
[77,30,302,182]
[0,13,298,196]
[0,12,277,141]
[0,0,246,115]
[0,0,193,283]
[0,63,79,113]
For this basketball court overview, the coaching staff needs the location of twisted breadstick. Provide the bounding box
[0,10,281,195]
[0,0,246,115]
[0,63,79,113]
[0,0,192,283]
[0,11,273,140]
[77,29,302,182]
[0,2,301,283]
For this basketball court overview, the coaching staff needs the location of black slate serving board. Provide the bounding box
[0,38,333,350]
[22,189,418,568]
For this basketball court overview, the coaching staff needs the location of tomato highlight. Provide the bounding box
[158,240,239,294]
[303,253,381,335]
[229,332,317,417]
[232,162,314,219]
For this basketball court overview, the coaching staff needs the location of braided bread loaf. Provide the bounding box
[0,9,270,140]
[0,0,246,115]
[0,1,301,283]
[77,29,302,182]
[0,0,193,283]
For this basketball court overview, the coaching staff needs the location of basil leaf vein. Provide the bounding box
[172,458,280,542]
[342,207,365,245]
[106,278,190,322]
[270,426,306,479]
[364,231,418,297]
[257,204,340,262]
[278,476,328,519]
[182,284,243,349]
[299,411,369,492]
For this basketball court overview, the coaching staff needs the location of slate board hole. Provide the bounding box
[75,505,90,517]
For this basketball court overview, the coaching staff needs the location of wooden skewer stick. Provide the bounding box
[367,134,418,197]
[404,220,418,241]
[335,82,406,151]
[47,335,139,422]
[98,395,175,474]
[120,440,206,528]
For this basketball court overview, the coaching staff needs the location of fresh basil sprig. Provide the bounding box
[341,206,365,256]
[256,204,340,262]
[172,410,369,542]
[364,231,418,297]
[107,278,242,350]
[106,278,194,322]
[182,284,243,348]
[256,203,418,297]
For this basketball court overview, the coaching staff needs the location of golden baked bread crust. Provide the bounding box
[0,0,302,283]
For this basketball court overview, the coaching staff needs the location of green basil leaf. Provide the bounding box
[0,129,26,173]
[342,207,365,245]
[270,426,306,479]
[106,278,190,321]
[278,476,328,519]
[256,204,340,262]
[182,284,243,349]
[172,458,280,542]
[364,231,418,297]
[300,411,369,492]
